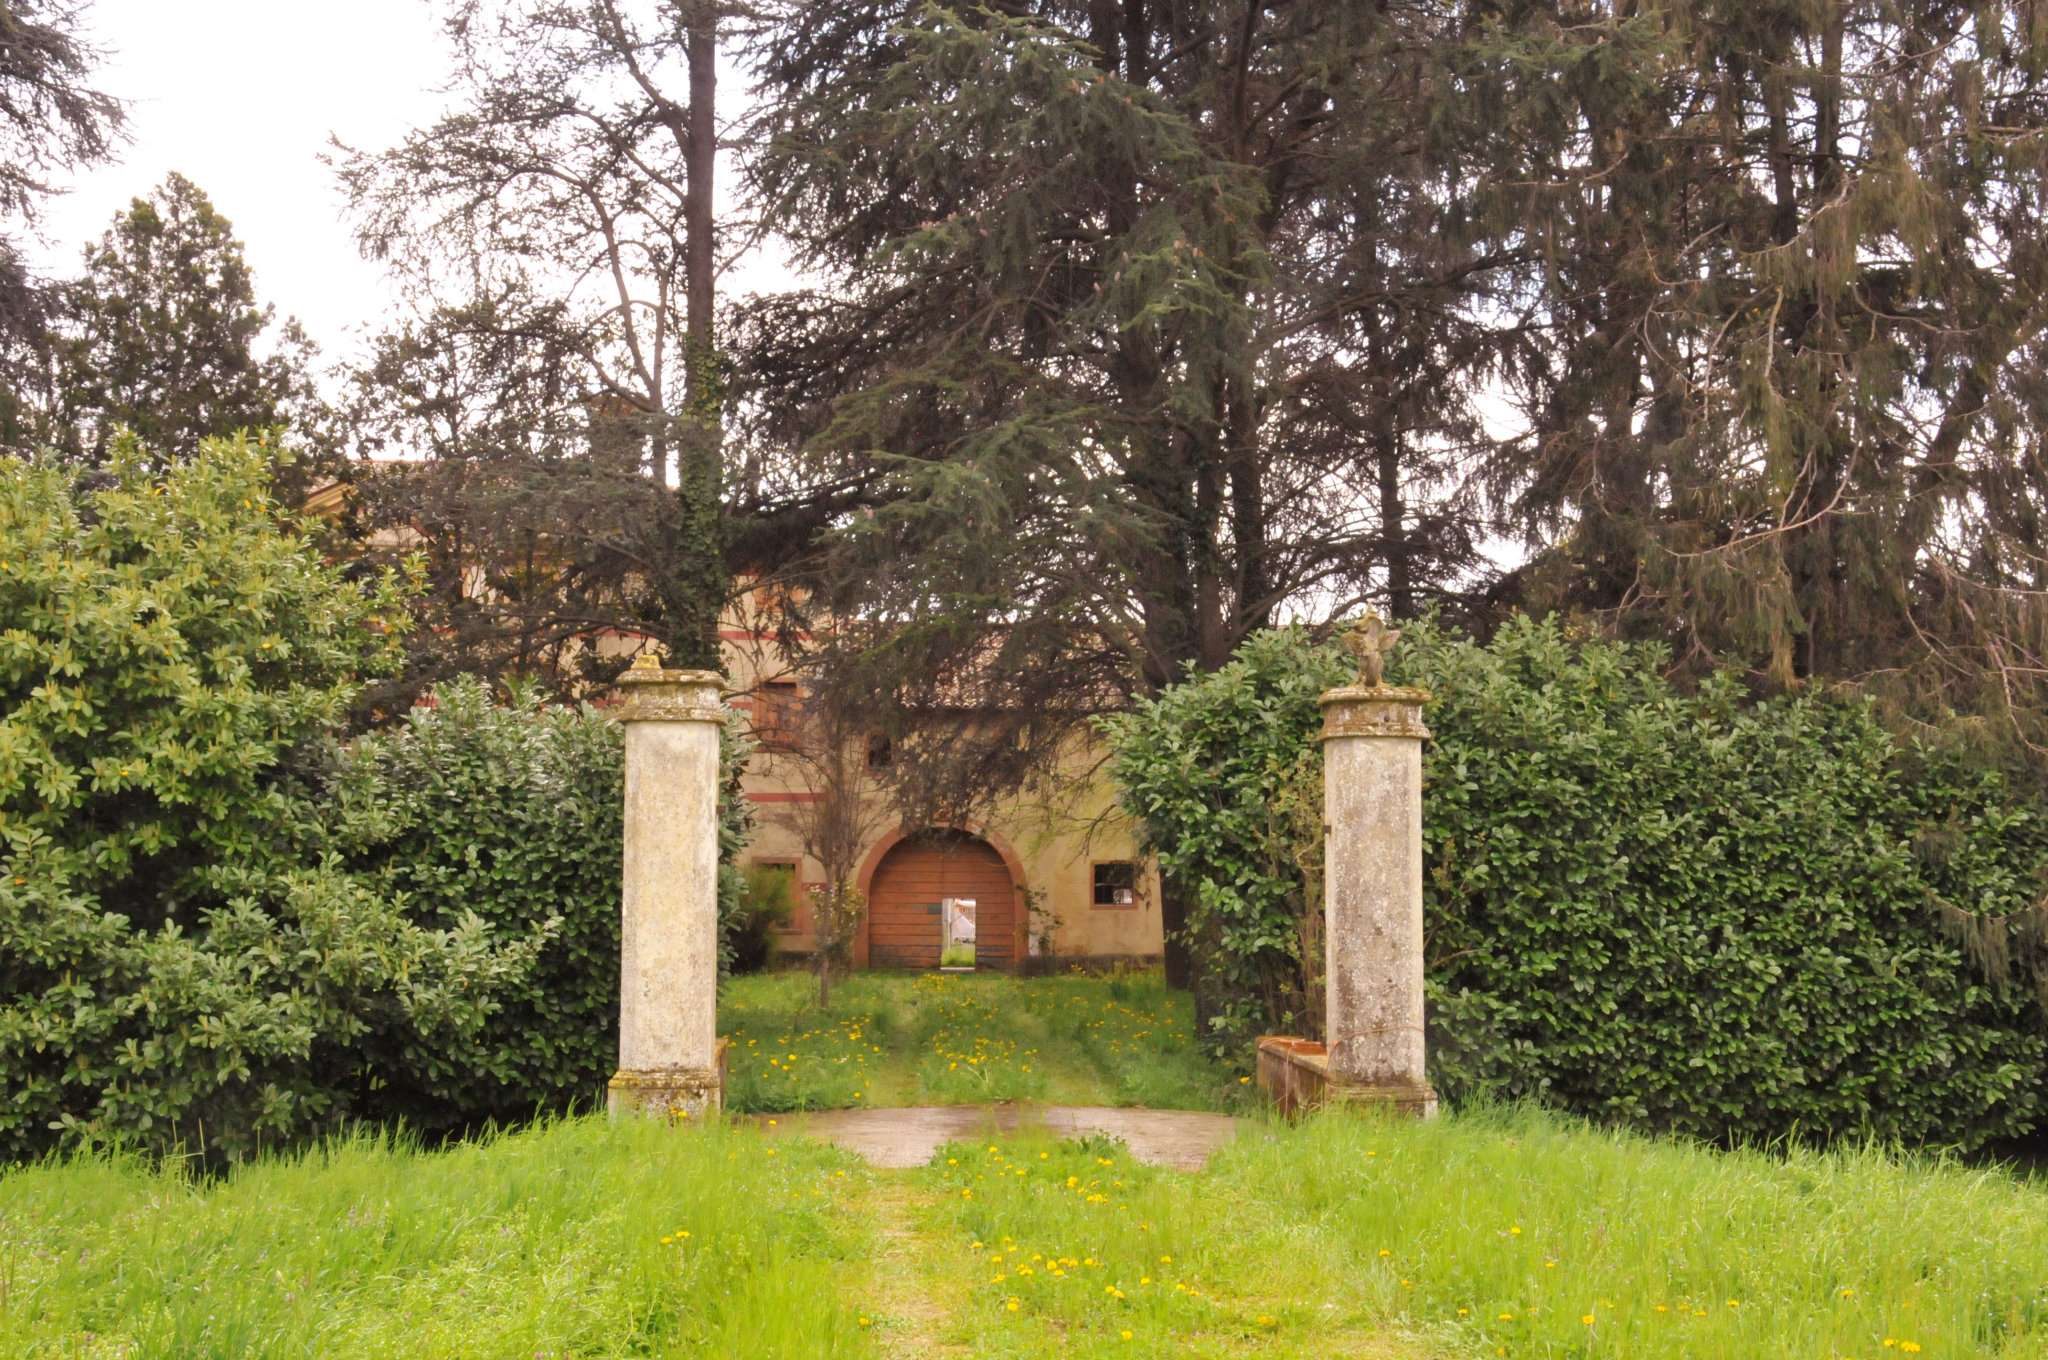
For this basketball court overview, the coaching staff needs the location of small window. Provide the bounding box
[755,680,800,749]
[866,732,893,769]
[1092,861,1138,907]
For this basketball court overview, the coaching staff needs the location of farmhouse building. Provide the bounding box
[305,477,1166,971]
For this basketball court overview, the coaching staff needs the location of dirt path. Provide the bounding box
[751,1104,1241,1170]
[858,1178,975,1358]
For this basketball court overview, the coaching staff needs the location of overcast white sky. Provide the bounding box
[23,0,452,364]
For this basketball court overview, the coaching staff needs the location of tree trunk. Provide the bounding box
[1376,420,1413,619]
[1160,876,1193,990]
[667,4,725,670]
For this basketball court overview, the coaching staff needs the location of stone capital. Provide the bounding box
[1318,685,1432,742]
[615,665,727,724]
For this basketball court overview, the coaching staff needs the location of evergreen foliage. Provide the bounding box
[740,0,1510,827]
[741,0,2048,836]
[0,438,537,1161]
[0,0,123,451]
[328,677,758,1139]
[0,442,757,1158]
[1106,620,2048,1150]
[55,174,320,466]
[1480,0,2048,755]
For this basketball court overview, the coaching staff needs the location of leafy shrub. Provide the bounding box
[325,677,759,1137]
[342,674,762,1129]
[732,863,796,973]
[1100,630,1342,1051]
[0,439,536,1161]
[1106,619,2048,1150]
[0,443,760,1159]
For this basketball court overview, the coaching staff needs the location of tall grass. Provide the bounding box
[0,1117,880,1358]
[913,1104,2048,1357]
[719,969,1246,1114]
[6,1107,2046,1356]
[11,971,2048,1356]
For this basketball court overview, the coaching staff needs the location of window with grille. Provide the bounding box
[1092,861,1138,907]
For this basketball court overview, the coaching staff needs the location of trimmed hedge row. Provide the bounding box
[0,444,756,1159]
[1106,620,2048,1150]
[329,679,758,1140]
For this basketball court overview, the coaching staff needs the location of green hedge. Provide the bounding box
[0,440,535,1161]
[0,442,757,1159]
[329,678,756,1138]
[1105,619,2048,1150]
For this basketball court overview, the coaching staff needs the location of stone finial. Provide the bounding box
[1341,613,1402,688]
[630,650,664,671]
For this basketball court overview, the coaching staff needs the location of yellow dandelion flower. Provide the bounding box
[1581,1314,1595,1326]
[1006,1297,1021,1313]
[1120,1330,1133,1341]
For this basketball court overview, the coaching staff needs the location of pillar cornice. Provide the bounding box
[1318,685,1433,742]
[615,663,727,724]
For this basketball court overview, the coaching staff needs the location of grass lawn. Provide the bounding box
[719,969,1248,1113]
[4,973,2047,1358]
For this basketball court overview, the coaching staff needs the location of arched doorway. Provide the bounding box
[863,828,1021,971]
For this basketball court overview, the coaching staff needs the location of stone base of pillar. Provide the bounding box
[1255,1036,1438,1119]
[608,1039,730,1121]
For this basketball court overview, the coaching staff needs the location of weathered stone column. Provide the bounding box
[1317,617,1437,1116]
[608,654,727,1119]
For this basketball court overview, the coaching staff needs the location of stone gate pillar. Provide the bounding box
[1255,617,1437,1116]
[1318,666,1437,1117]
[608,654,727,1119]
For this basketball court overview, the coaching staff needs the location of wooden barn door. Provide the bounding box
[866,830,1018,971]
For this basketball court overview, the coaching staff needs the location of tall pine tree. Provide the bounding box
[1483,0,2048,755]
